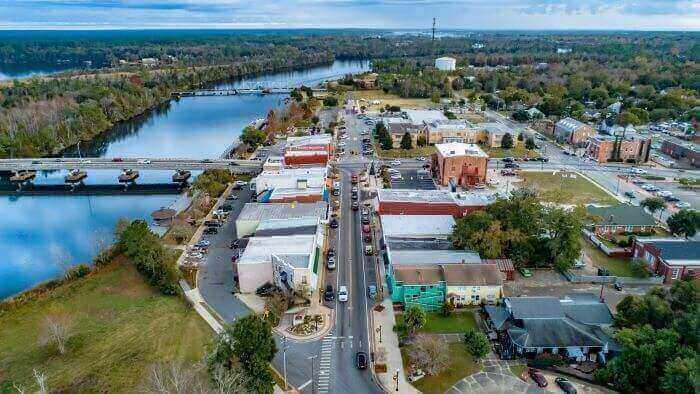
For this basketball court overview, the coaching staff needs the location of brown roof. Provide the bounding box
[442,264,503,286]
[388,123,422,135]
[393,265,443,285]
[393,263,503,286]
[484,259,515,272]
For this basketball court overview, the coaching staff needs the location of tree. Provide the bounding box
[240,125,266,149]
[403,305,427,337]
[543,207,583,271]
[641,197,666,218]
[524,137,536,150]
[323,96,338,107]
[463,328,490,361]
[512,109,529,121]
[517,133,524,142]
[416,135,427,147]
[400,132,413,150]
[667,209,700,238]
[142,361,210,394]
[500,133,514,149]
[407,335,449,375]
[660,357,696,394]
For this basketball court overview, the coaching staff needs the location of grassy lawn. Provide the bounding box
[396,311,477,334]
[581,236,635,277]
[488,146,540,159]
[0,261,212,392]
[520,171,618,205]
[352,90,434,110]
[401,342,481,394]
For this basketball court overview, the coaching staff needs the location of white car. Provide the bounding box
[79,159,91,164]
[656,190,672,198]
[416,156,426,161]
[630,168,647,175]
[235,180,247,187]
[391,160,401,166]
[338,286,348,302]
[676,202,691,209]
[137,159,151,164]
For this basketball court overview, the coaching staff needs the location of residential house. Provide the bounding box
[586,205,658,235]
[555,117,596,146]
[526,108,544,120]
[582,109,601,121]
[485,295,617,362]
[608,101,622,114]
[432,142,489,187]
[631,238,700,283]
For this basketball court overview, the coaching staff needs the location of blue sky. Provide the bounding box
[0,0,698,30]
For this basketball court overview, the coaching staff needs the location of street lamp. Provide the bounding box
[393,369,400,392]
[281,337,288,391]
[376,325,383,343]
[308,355,318,394]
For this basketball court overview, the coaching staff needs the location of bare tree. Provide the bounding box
[141,361,208,394]
[210,364,251,394]
[407,334,450,376]
[39,313,74,355]
[13,369,48,394]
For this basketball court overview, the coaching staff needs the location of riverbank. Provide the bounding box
[0,257,210,391]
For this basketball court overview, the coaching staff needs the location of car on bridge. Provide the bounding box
[137,159,151,164]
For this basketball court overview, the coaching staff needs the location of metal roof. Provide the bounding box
[238,202,327,222]
[380,215,455,238]
[639,239,700,266]
[255,218,319,237]
[377,188,495,207]
[238,235,315,267]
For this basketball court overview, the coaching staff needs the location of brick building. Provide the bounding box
[631,238,700,283]
[432,142,489,187]
[375,189,494,218]
[586,205,658,235]
[661,140,700,168]
[555,117,596,146]
[585,135,652,164]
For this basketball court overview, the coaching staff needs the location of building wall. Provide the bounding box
[268,193,325,203]
[434,153,488,187]
[390,130,425,148]
[235,220,260,238]
[377,201,485,218]
[238,261,273,293]
[632,240,698,283]
[446,285,503,306]
[571,125,596,145]
[391,281,446,312]
[661,140,700,168]
[284,152,329,166]
[586,138,651,164]
[426,127,485,145]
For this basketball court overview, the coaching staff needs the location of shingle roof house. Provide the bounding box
[586,204,658,234]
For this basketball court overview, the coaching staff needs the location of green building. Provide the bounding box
[388,265,446,311]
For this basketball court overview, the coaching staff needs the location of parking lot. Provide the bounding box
[389,168,436,190]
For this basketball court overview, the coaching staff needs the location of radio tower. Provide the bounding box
[432,17,436,42]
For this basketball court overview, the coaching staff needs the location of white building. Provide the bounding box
[403,109,448,126]
[235,202,328,237]
[380,215,456,239]
[252,167,327,195]
[435,57,457,71]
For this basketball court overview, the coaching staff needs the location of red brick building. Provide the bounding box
[661,139,700,168]
[585,135,651,164]
[631,238,700,283]
[432,143,489,187]
[375,189,494,218]
[284,135,333,166]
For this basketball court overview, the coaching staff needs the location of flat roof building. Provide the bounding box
[433,143,489,187]
[252,167,327,196]
[236,202,328,237]
[376,189,494,217]
[380,215,455,239]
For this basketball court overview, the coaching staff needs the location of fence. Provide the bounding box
[562,270,664,285]
[582,229,632,259]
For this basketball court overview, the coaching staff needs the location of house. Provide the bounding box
[386,122,425,148]
[631,238,700,283]
[389,264,503,311]
[375,189,495,217]
[585,134,652,164]
[582,109,601,120]
[237,234,322,294]
[352,73,378,89]
[554,117,596,146]
[235,202,328,237]
[526,108,544,120]
[435,57,457,71]
[586,205,658,235]
[432,142,489,187]
[141,58,158,67]
[608,101,623,114]
[557,48,572,54]
[484,295,617,362]
[481,123,513,148]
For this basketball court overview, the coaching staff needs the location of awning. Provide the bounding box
[566,347,584,359]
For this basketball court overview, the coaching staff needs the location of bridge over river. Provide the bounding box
[0,157,262,172]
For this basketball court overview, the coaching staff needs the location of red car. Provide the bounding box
[528,368,548,388]
[351,174,358,184]
[111,157,123,162]
[362,224,370,234]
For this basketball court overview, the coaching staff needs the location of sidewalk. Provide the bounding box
[372,296,419,394]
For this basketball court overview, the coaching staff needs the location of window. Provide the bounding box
[671,268,680,280]
[420,286,427,292]
[302,276,308,284]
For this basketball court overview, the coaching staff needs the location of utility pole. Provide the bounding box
[432,17,436,42]
[308,355,318,394]
[281,337,288,391]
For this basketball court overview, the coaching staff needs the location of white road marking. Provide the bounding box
[298,380,313,390]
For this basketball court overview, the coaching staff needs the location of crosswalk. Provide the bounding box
[317,337,334,393]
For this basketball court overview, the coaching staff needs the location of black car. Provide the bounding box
[231,239,240,249]
[361,216,370,225]
[324,284,334,302]
[355,351,368,369]
[220,204,233,212]
[504,162,519,169]
[204,220,222,227]
[330,219,339,228]
[327,248,336,258]
[555,377,577,394]
[204,227,218,235]
[352,201,359,210]
[351,192,358,200]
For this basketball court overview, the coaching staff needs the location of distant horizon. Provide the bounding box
[1,1,698,31]
[0,27,698,32]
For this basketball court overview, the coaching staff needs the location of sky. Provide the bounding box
[0,0,698,31]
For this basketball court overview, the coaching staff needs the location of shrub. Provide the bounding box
[66,264,91,280]
[630,259,651,278]
[463,328,490,361]
[530,353,564,367]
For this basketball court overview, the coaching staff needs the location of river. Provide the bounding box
[0,59,370,299]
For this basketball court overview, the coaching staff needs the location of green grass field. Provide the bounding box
[375,143,436,159]
[488,146,540,159]
[580,236,636,277]
[520,171,618,206]
[402,342,481,394]
[0,260,212,392]
[396,311,477,334]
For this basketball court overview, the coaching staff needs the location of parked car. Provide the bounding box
[361,215,370,225]
[338,286,348,302]
[327,248,335,258]
[355,351,368,369]
[624,191,636,198]
[363,234,372,243]
[555,377,577,394]
[528,369,548,388]
[324,285,334,302]
[518,267,533,278]
[330,219,339,228]
[390,159,401,166]
[327,256,336,270]
[230,239,240,249]
[362,224,371,234]
[364,245,373,255]
[195,240,210,248]
[416,156,426,161]
[352,201,359,210]
[204,227,218,235]
[676,202,691,209]
[226,194,239,200]
[256,282,276,297]
[367,284,377,298]
[234,180,247,187]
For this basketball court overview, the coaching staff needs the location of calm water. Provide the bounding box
[0,60,370,299]
[0,63,75,80]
